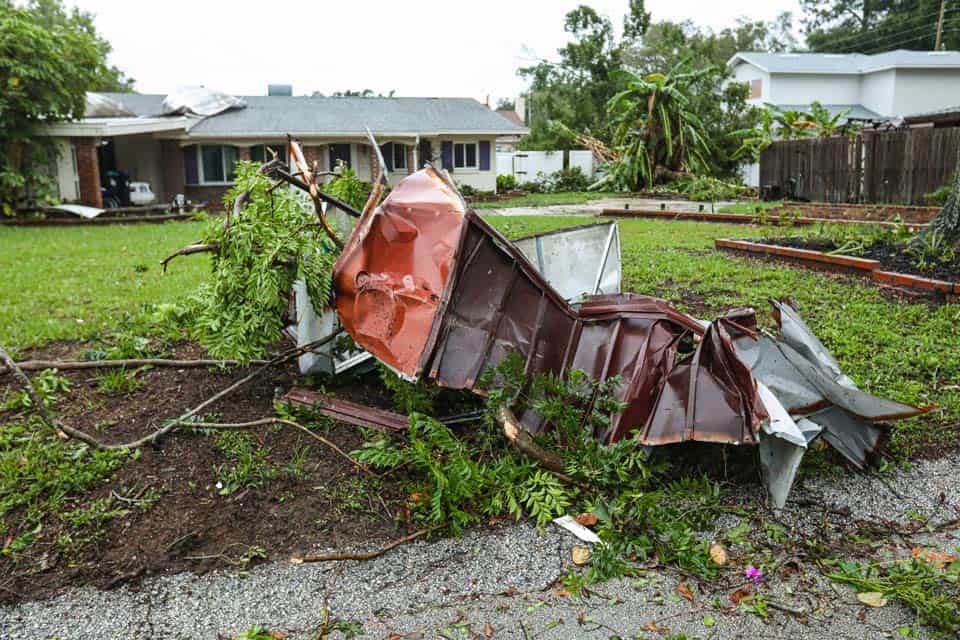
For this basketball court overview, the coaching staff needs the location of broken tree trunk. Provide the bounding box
[925,151,960,242]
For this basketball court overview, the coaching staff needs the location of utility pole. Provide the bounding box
[935,0,947,50]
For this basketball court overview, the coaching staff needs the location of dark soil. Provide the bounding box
[764,236,960,282]
[0,342,441,604]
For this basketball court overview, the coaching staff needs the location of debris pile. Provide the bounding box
[327,163,929,507]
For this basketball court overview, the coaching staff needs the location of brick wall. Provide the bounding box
[160,140,185,203]
[73,138,101,208]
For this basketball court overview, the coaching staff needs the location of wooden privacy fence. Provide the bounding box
[759,127,960,205]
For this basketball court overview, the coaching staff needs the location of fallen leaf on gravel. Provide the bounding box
[857,591,888,608]
[484,622,494,637]
[730,586,751,604]
[552,589,573,597]
[911,548,957,568]
[703,614,716,628]
[677,581,694,601]
[385,634,403,640]
[709,543,727,565]
[575,512,598,526]
[572,546,591,565]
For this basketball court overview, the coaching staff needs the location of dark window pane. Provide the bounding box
[269,145,287,163]
[329,143,351,169]
[201,146,224,182]
[454,143,465,168]
[223,146,238,181]
[250,145,265,163]
[393,143,406,168]
[466,143,476,167]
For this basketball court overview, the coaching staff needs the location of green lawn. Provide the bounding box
[471,191,621,209]
[0,221,207,352]
[2,216,956,453]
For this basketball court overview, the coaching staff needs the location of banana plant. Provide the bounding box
[599,61,714,190]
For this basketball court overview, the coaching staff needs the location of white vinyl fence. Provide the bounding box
[497,150,595,184]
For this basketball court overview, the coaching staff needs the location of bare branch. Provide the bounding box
[160,243,219,272]
[291,525,443,564]
[180,417,372,476]
[0,357,269,377]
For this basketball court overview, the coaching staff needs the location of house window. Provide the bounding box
[392,143,407,170]
[250,144,287,164]
[197,145,238,184]
[454,142,477,169]
[749,79,762,99]
[329,143,351,170]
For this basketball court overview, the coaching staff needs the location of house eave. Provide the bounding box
[39,117,190,137]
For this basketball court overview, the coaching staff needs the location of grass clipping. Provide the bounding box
[190,161,338,363]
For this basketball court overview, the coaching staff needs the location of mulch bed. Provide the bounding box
[0,342,464,604]
[765,236,960,283]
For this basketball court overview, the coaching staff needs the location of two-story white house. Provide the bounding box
[727,50,960,185]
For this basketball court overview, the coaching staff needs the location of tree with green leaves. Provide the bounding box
[23,0,134,91]
[802,0,960,53]
[0,1,112,212]
[519,4,644,149]
[598,62,714,190]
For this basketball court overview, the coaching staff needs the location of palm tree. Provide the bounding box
[601,61,714,190]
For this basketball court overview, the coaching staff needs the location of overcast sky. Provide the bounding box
[69,0,801,103]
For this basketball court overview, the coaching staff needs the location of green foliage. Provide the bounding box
[802,0,960,53]
[95,368,143,395]
[497,174,519,192]
[190,162,338,362]
[533,166,591,193]
[213,431,278,495]
[599,61,715,190]
[322,165,372,211]
[804,220,915,256]
[828,554,960,635]
[379,365,438,414]
[2,368,69,410]
[0,1,121,211]
[357,351,725,586]
[679,176,752,203]
[0,420,130,553]
[923,184,951,207]
[906,230,957,272]
[733,102,854,163]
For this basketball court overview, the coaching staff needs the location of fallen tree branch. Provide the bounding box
[291,524,443,564]
[288,137,344,249]
[182,417,372,476]
[160,243,219,272]
[0,357,269,376]
[497,404,572,481]
[0,334,336,450]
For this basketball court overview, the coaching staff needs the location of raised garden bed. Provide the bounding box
[601,208,929,229]
[772,201,940,224]
[717,237,960,298]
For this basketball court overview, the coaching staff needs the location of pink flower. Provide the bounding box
[744,565,763,584]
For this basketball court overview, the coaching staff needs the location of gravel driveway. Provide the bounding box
[3,451,957,640]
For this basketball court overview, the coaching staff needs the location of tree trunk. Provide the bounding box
[925,154,960,243]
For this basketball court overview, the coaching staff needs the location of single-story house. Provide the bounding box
[42,88,529,208]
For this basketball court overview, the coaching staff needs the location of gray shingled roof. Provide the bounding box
[729,50,960,74]
[100,93,527,136]
[776,104,882,121]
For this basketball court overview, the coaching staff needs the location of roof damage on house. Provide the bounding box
[322,163,929,508]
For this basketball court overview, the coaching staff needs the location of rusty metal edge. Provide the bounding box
[283,388,408,431]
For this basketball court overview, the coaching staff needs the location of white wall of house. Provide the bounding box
[767,74,861,106]
[113,134,165,195]
[729,62,770,105]
[891,68,960,117]
[53,138,79,202]
[859,69,896,116]
[731,59,960,118]
[423,135,498,192]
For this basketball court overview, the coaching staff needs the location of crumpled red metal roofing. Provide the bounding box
[332,167,768,446]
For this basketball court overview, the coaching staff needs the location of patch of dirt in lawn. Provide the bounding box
[0,342,432,604]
